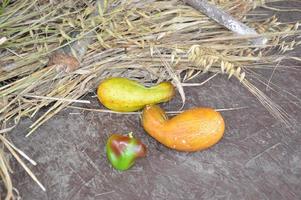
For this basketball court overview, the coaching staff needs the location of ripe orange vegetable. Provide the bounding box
[142,105,225,152]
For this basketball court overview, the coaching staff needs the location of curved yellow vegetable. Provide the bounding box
[142,105,225,152]
[97,77,175,112]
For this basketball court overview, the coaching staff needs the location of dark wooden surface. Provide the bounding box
[4,4,301,200]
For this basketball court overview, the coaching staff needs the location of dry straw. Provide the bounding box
[0,0,301,199]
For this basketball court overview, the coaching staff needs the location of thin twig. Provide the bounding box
[67,105,248,115]
[0,135,46,191]
[182,73,218,86]
[0,37,7,45]
[23,94,91,104]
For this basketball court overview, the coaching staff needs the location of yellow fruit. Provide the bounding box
[142,105,225,152]
[97,77,175,112]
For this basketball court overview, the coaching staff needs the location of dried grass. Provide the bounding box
[0,0,301,198]
[0,129,45,200]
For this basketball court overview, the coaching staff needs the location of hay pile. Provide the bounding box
[0,0,300,199]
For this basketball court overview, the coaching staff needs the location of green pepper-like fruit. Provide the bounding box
[106,134,147,171]
[97,77,175,112]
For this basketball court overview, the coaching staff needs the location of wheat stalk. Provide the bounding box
[0,0,300,198]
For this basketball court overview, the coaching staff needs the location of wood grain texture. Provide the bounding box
[2,3,301,200]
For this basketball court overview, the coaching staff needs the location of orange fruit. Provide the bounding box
[142,105,225,152]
